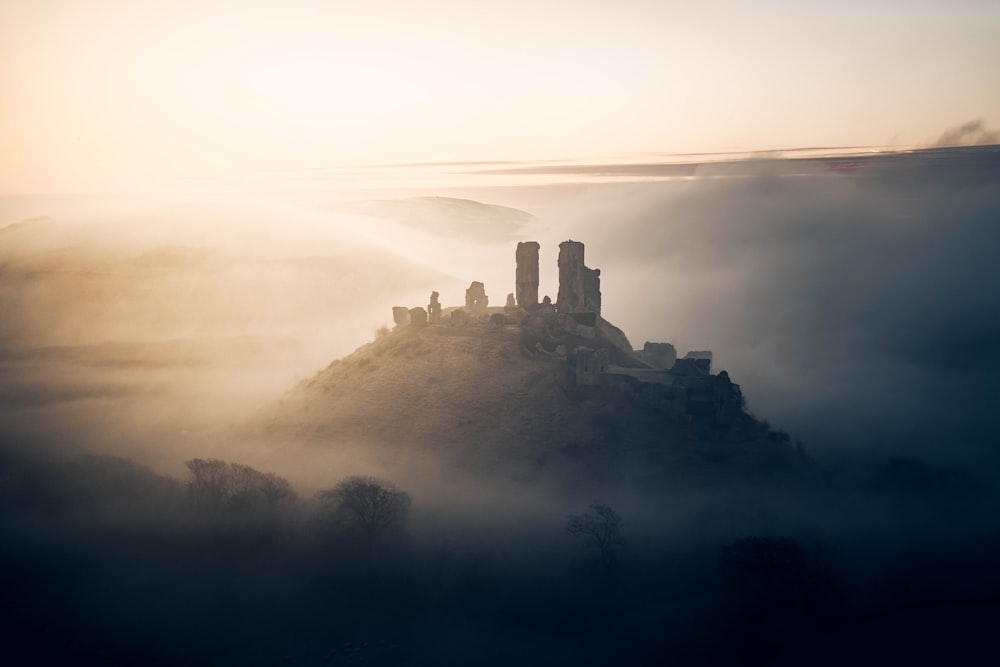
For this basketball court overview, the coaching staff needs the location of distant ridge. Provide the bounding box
[332,196,535,243]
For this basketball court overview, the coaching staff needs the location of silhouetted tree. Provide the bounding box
[317,475,410,539]
[566,503,624,577]
[720,536,840,605]
[186,458,229,512]
[716,536,845,666]
[185,458,297,515]
[721,536,809,602]
[258,471,297,511]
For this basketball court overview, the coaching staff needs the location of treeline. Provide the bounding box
[1,450,998,666]
[1,452,408,533]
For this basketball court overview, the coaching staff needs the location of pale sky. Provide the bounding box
[2,0,998,194]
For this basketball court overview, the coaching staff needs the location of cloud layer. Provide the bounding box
[546,153,1000,475]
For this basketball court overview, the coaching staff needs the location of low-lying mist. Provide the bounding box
[539,153,1000,478]
[0,196,477,466]
[2,152,1000,662]
[2,443,996,665]
[3,151,999,484]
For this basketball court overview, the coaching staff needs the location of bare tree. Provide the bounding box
[186,458,229,512]
[317,475,410,538]
[226,462,263,511]
[185,458,297,515]
[566,503,625,575]
[258,472,297,511]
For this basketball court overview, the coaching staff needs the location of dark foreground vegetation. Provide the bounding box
[2,447,998,666]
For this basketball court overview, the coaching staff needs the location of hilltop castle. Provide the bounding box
[390,241,744,428]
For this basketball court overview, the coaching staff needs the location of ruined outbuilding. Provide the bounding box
[392,306,410,329]
[409,307,428,328]
[640,342,677,370]
[504,293,517,312]
[465,281,489,317]
[575,347,609,386]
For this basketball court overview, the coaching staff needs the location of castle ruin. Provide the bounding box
[386,240,741,427]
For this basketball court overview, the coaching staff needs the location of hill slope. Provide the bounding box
[254,315,807,490]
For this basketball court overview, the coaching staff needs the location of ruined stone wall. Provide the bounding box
[428,291,442,324]
[603,371,689,418]
[641,342,677,370]
[392,306,410,329]
[683,350,713,373]
[408,307,428,328]
[515,241,540,309]
[583,266,601,315]
[575,347,609,386]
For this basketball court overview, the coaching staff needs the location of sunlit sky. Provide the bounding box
[2,0,998,194]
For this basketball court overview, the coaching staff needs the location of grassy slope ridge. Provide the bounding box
[256,316,806,490]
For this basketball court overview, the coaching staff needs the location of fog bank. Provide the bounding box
[543,156,1000,475]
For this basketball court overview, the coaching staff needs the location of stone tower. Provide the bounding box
[557,240,601,316]
[515,241,540,309]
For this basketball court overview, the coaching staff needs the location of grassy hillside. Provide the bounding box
[254,315,807,492]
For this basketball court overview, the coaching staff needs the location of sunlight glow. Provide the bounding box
[1,0,998,194]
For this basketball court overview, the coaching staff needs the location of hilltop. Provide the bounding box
[254,241,809,491]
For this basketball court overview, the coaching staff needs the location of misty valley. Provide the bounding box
[3,148,1000,665]
[4,448,995,666]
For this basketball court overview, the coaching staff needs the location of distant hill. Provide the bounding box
[332,196,535,244]
[0,200,452,345]
[0,200,457,459]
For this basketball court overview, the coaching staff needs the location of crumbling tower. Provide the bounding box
[557,241,601,316]
[465,281,489,317]
[515,241,540,309]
